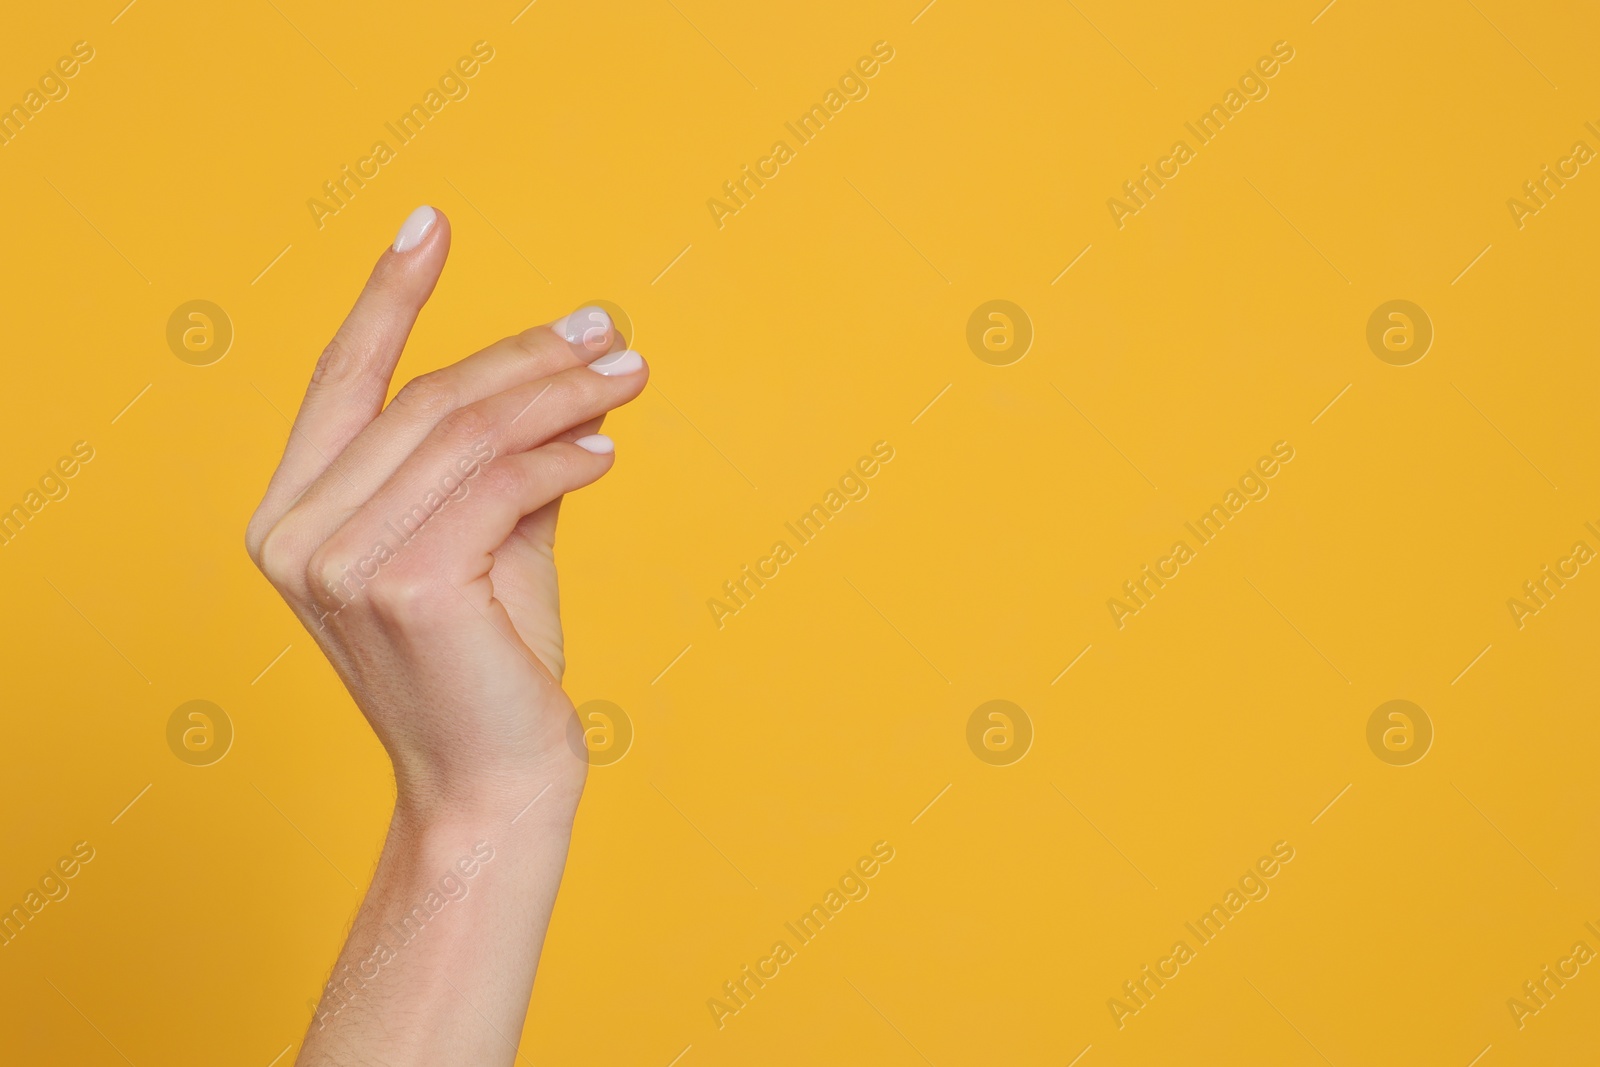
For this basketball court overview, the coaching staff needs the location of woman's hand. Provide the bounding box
[246,205,646,818]
[245,205,646,1065]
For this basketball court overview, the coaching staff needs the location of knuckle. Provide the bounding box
[390,373,458,425]
[478,456,528,497]
[256,518,312,587]
[437,403,492,448]
[244,508,272,566]
[511,326,560,361]
[367,571,442,628]
[305,542,353,608]
[310,329,374,388]
[310,336,352,386]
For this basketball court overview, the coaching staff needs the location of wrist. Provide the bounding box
[390,767,585,844]
[390,752,586,838]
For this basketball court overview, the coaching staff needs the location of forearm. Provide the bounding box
[247,212,634,1065]
[296,779,582,1066]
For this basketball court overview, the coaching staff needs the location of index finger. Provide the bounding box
[248,205,451,557]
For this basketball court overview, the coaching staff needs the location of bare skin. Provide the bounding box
[245,205,645,1065]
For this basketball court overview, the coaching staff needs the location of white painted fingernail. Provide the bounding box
[588,349,643,376]
[555,305,611,348]
[575,434,614,454]
[392,206,437,253]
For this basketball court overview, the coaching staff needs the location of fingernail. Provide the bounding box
[588,349,643,376]
[555,305,612,349]
[575,434,614,454]
[392,206,438,253]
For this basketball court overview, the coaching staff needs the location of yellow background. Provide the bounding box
[2,0,1597,1063]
